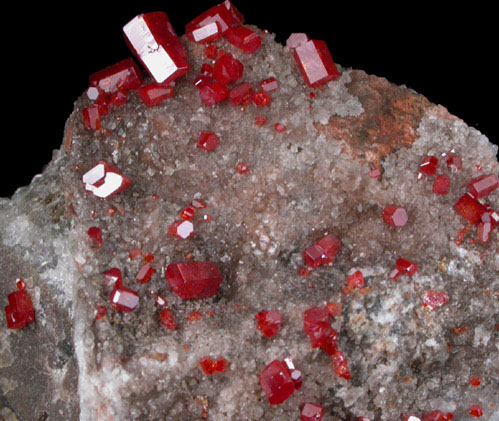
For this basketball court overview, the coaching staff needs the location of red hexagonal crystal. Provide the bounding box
[274,123,286,133]
[453,194,487,225]
[301,403,325,421]
[469,406,483,418]
[110,287,139,313]
[165,261,222,299]
[229,82,254,105]
[346,270,364,289]
[4,290,35,330]
[293,40,340,88]
[259,360,296,405]
[82,105,102,131]
[168,220,194,239]
[396,258,418,276]
[197,131,219,151]
[260,77,279,93]
[433,174,451,195]
[136,264,155,284]
[236,162,249,174]
[87,226,102,248]
[382,206,408,227]
[419,156,439,176]
[303,233,342,268]
[303,307,337,348]
[138,82,175,106]
[286,33,309,49]
[215,358,227,372]
[124,12,189,84]
[252,91,272,107]
[422,290,449,311]
[224,26,262,54]
[181,206,196,220]
[254,115,267,126]
[200,81,229,106]
[159,308,177,330]
[82,161,131,199]
[185,1,244,41]
[200,357,216,375]
[213,53,244,84]
[89,58,143,94]
[16,279,26,290]
[103,268,123,287]
[467,174,499,198]
[255,310,282,338]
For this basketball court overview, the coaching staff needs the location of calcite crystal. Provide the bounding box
[1,4,499,421]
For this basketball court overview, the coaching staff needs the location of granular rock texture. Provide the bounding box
[1,26,499,421]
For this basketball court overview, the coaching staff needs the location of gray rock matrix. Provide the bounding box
[1,28,498,420]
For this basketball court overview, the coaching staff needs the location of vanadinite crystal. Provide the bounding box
[419,156,439,176]
[255,310,282,338]
[197,131,219,151]
[467,174,499,198]
[200,82,229,106]
[213,53,244,84]
[453,194,487,224]
[303,307,337,348]
[159,308,177,330]
[165,261,222,299]
[89,58,142,94]
[469,406,483,418]
[110,287,139,313]
[260,77,279,93]
[293,40,340,87]
[286,33,309,49]
[4,290,35,329]
[229,82,253,105]
[303,233,342,268]
[422,291,449,311]
[124,12,189,84]
[138,82,175,106]
[168,220,194,239]
[396,258,418,276]
[382,206,408,227]
[95,305,107,321]
[103,268,123,287]
[136,264,155,284]
[433,174,451,195]
[82,161,131,199]
[259,360,296,405]
[224,26,262,54]
[87,226,102,248]
[82,105,102,131]
[300,403,325,421]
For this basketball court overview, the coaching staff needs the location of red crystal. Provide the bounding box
[197,131,219,151]
[124,12,189,84]
[259,360,296,405]
[229,82,254,105]
[187,311,203,322]
[325,302,342,317]
[185,1,244,40]
[82,105,102,131]
[138,82,175,106]
[200,357,216,375]
[200,81,229,106]
[136,264,155,284]
[89,58,142,94]
[110,287,139,313]
[260,77,279,93]
[467,174,499,198]
[224,26,262,54]
[16,279,26,290]
[469,406,483,418]
[301,403,325,421]
[303,307,337,348]
[446,155,462,172]
[213,53,244,84]
[187,20,222,44]
[159,308,177,330]
[168,220,194,239]
[82,161,131,199]
[421,411,451,421]
[87,226,102,248]
[95,305,108,321]
[293,40,340,87]
[194,74,212,90]
[191,199,207,209]
[181,206,196,220]
[111,89,128,107]
[453,194,487,225]
[396,258,418,276]
[274,123,286,133]
[165,261,222,299]
[370,168,381,178]
[286,33,309,49]
[252,91,272,107]
[283,358,302,390]
[205,44,219,59]
[255,310,282,338]
[382,206,408,227]
[298,266,311,276]
[128,248,142,259]
[201,63,214,77]
[236,162,249,174]
[144,253,155,263]
[254,115,267,126]
[215,358,227,372]
[103,268,123,287]
[346,270,365,289]
[422,290,449,311]
[4,290,35,330]
[331,350,351,380]
[419,156,439,176]
[303,233,342,268]
[470,376,481,386]
[433,174,451,195]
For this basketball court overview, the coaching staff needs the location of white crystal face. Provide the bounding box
[177,220,194,239]
[89,172,124,198]
[82,164,105,186]
[192,22,219,42]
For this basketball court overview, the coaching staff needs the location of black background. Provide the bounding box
[2,1,496,197]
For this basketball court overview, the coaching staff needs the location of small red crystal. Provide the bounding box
[103,268,123,287]
[255,310,282,338]
[159,308,177,330]
[454,194,487,225]
[4,290,35,330]
[252,91,272,107]
[229,82,254,106]
[136,264,155,284]
[95,305,108,321]
[236,162,249,174]
[144,253,155,263]
[303,233,342,268]
[293,40,340,87]
[303,307,337,348]
[215,358,227,372]
[197,131,219,151]
[186,1,244,40]
[124,12,189,84]
[419,156,439,176]
[346,270,365,289]
[213,53,244,84]
[470,376,481,386]
[110,287,139,313]
[200,82,229,106]
[283,357,302,390]
[181,206,196,220]
[286,33,309,49]
[433,174,451,195]
[260,77,279,93]
[467,174,499,198]
[87,227,102,248]
[168,220,194,239]
[200,357,216,375]
[89,58,143,94]
[331,350,351,380]
[469,405,483,418]
[274,123,286,133]
[446,155,462,172]
[224,26,262,54]
[16,279,26,290]
[382,206,408,227]
[128,249,142,259]
[187,311,203,322]
[396,258,418,276]
[82,161,131,199]
[82,105,102,131]
[325,302,342,317]
[138,82,174,106]
[301,403,325,421]
[422,290,449,311]
[254,115,267,126]
[259,360,296,405]
[165,261,222,299]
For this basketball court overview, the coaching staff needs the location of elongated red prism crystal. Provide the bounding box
[293,40,340,87]
[187,21,222,44]
[138,82,175,106]
[260,77,279,93]
[259,360,296,405]
[165,261,222,299]
[224,26,262,54]
[89,58,142,94]
[124,12,189,84]
[467,174,499,198]
[159,308,177,330]
[136,264,155,284]
[5,290,35,329]
[110,287,139,313]
[301,403,325,421]
[82,105,102,131]
[453,194,487,225]
[303,233,342,268]
[82,161,131,199]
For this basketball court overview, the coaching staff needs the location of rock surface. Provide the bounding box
[1,25,499,421]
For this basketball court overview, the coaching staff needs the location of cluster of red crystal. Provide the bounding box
[259,358,301,405]
[168,199,209,239]
[199,356,228,375]
[165,261,222,299]
[286,33,340,88]
[417,153,460,195]
[82,161,131,199]
[422,290,449,311]
[390,258,418,280]
[382,206,408,227]
[4,281,35,330]
[255,310,282,338]
[303,233,342,268]
[342,270,365,294]
[300,402,325,421]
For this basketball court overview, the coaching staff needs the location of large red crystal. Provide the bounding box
[259,360,296,405]
[124,12,189,84]
[165,261,222,299]
[303,233,342,268]
[255,310,282,338]
[110,287,139,313]
[467,174,499,198]
[200,81,229,106]
[4,290,35,330]
[303,307,337,348]
[293,40,340,87]
[224,26,262,54]
[301,403,325,421]
[382,206,408,227]
[138,82,174,106]
[82,161,131,199]
[453,194,487,225]
[213,53,244,84]
[89,58,142,94]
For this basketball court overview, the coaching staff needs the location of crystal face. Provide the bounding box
[110,287,139,313]
[259,360,296,405]
[4,290,35,330]
[467,174,499,198]
[382,206,408,227]
[255,310,282,338]
[138,82,175,106]
[453,194,487,224]
[82,162,131,199]
[165,261,222,299]
[303,233,342,268]
[124,12,190,84]
[301,403,325,421]
[293,40,340,87]
[224,26,262,54]
[89,58,143,94]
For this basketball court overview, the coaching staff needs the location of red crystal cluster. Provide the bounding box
[199,356,228,375]
[259,358,302,405]
[303,233,342,269]
[255,310,282,338]
[4,281,35,330]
